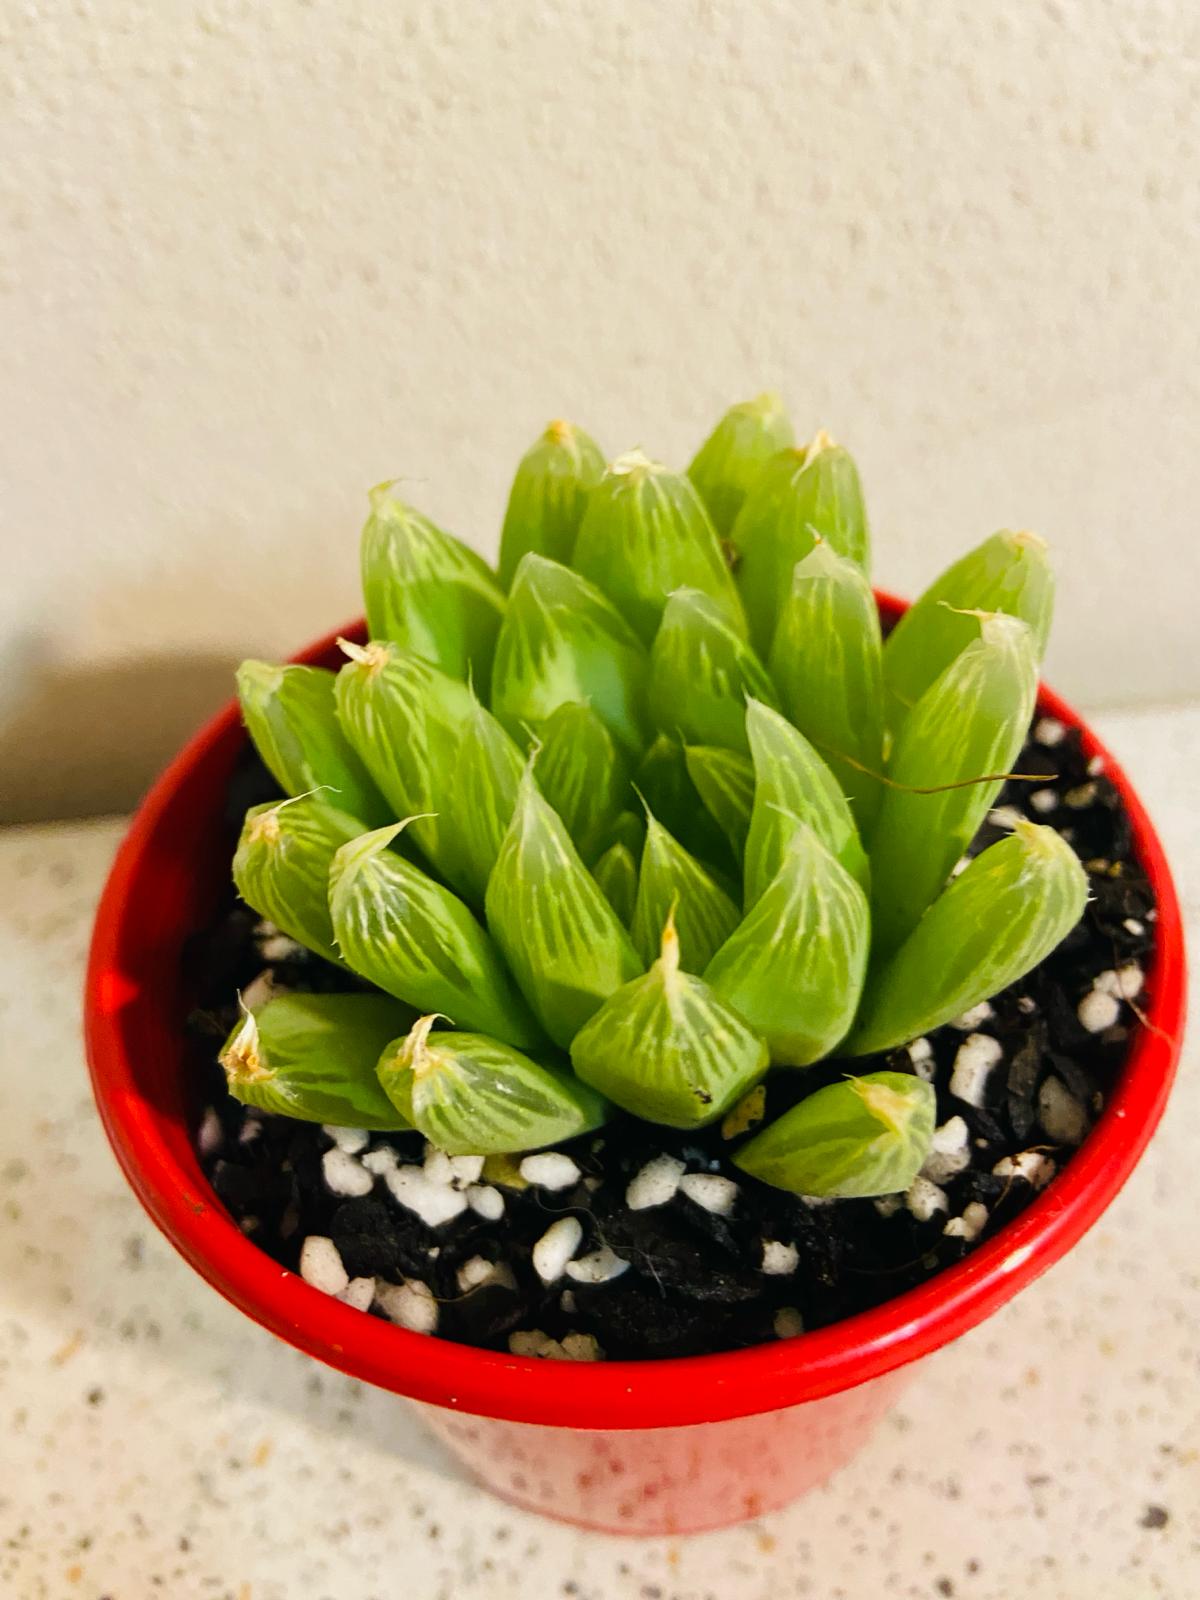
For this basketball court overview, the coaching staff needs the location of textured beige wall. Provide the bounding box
[2,2,1199,820]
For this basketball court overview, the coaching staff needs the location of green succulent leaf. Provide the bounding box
[882,530,1054,730]
[591,841,639,926]
[635,734,733,870]
[441,692,525,906]
[485,769,643,1049]
[589,807,647,862]
[489,553,649,753]
[328,821,542,1048]
[571,915,769,1128]
[743,698,869,907]
[219,992,414,1129]
[232,796,364,967]
[498,419,606,586]
[236,661,389,826]
[684,745,756,863]
[769,540,885,832]
[377,1015,609,1155]
[730,430,870,656]
[847,821,1088,1056]
[733,1072,936,1198]
[333,637,475,892]
[705,824,870,1067]
[631,812,741,971]
[647,588,779,753]
[687,393,795,537]
[532,701,630,861]
[868,612,1039,955]
[573,450,746,644]
[360,482,507,695]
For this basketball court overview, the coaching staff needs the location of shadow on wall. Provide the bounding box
[0,638,241,823]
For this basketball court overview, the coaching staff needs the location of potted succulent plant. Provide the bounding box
[86,398,1184,1535]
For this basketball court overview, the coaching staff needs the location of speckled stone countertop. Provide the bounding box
[2,706,1197,1600]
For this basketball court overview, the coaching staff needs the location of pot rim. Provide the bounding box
[84,594,1187,1430]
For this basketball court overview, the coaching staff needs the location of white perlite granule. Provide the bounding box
[1038,1076,1089,1145]
[321,1147,375,1198]
[375,1278,438,1334]
[466,1184,505,1221]
[625,1154,685,1211]
[949,1033,1004,1107]
[519,1152,581,1191]
[1077,987,1121,1033]
[361,1145,399,1176]
[906,1177,949,1222]
[299,1236,349,1297]
[260,932,305,962]
[1095,964,1144,1000]
[418,1151,486,1189]
[760,1239,800,1276]
[1035,717,1067,747]
[921,1116,971,1184]
[943,1201,989,1242]
[384,1164,469,1227]
[678,1173,739,1215]
[773,1307,805,1339]
[907,1036,936,1082]
[950,1001,994,1032]
[240,969,286,1011]
[1123,918,1145,937]
[532,1216,583,1282]
[993,1151,1056,1190]
[987,805,1024,831]
[566,1246,630,1284]
[323,1124,369,1154]
[337,1277,375,1312]
[1029,787,1059,815]
[874,1193,904,1218]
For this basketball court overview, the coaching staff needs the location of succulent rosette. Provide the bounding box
[227,400,1085,1201]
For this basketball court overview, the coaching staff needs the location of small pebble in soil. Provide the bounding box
[1038,1076,1089,1145]
[773,1307,805,1339]
[943,1201,989,1242]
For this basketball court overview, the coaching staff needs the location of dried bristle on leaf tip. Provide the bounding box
[236,660,389,827]
[328,819,543,1048]
[573,449,747,645]
[485,768,642,1049]
[377,1014,609,1155]
[571,912,769,1129]
[847,820,1088,1057]
[360,482,507,697]
[733,1072,936,1198]
[686,393,795,538]
[220,992,414,1129]
[233,794,364,968]
[498,419,606,587]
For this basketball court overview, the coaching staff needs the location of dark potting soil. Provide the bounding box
[186,714,1156,1361]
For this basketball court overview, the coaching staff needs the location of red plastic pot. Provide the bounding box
[85,598,1186,1536]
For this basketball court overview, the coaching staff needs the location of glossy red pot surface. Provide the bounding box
[85,598,1186,1535]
